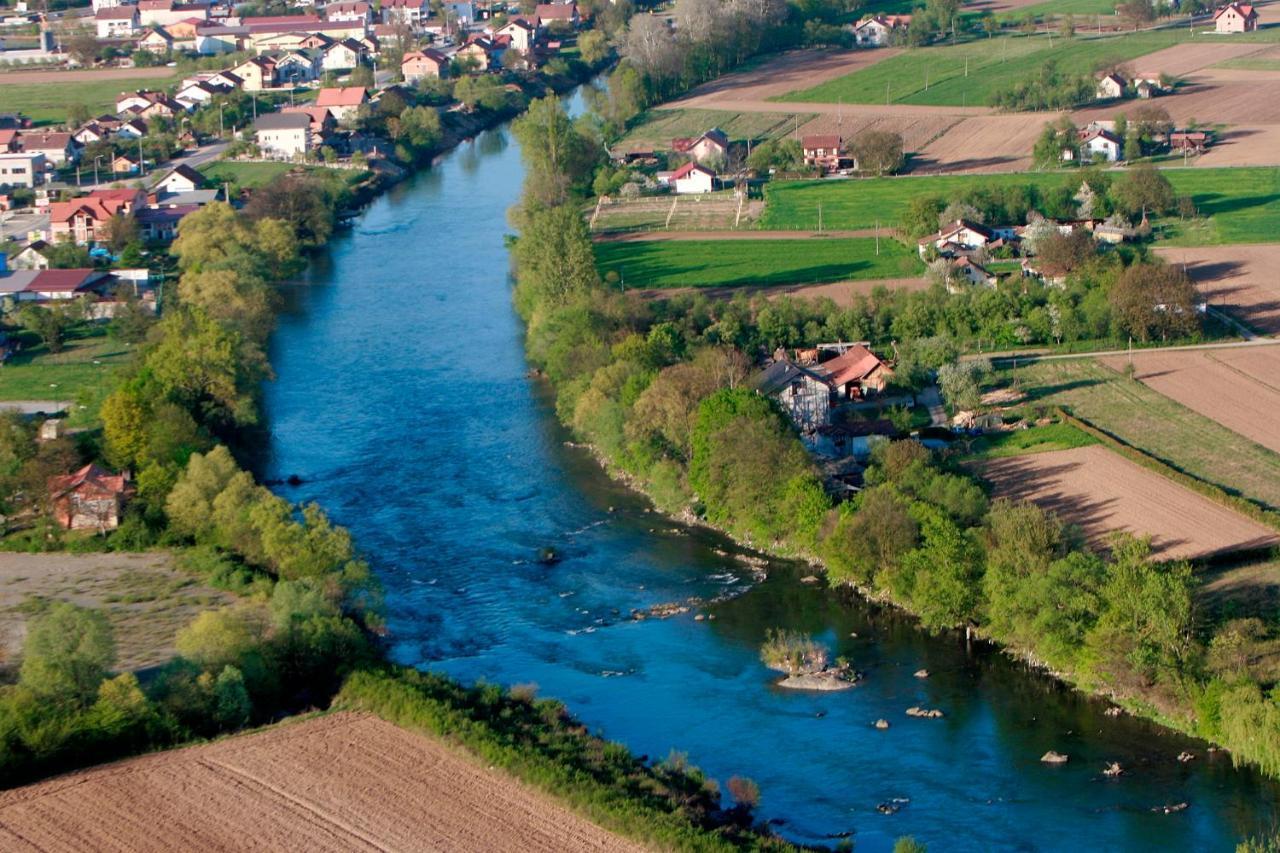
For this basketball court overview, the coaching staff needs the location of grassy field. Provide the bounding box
[616,109,812,150]
[198,160,296,193]
[1004,358,1280,511]
[778,30,1185,105]
[1212,57,1280,71]
[593,237,922,288]
[962,420,1098,459]
[759,166,1280,243]
[999,0,1121,20]
[0,73,181,125]
[0,328,134,424]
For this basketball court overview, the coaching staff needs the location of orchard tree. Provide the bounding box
[20,603,116,704]
[851,130,904,176]
[1109,262,1200,341]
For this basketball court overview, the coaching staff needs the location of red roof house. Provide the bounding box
[48,464,132,531]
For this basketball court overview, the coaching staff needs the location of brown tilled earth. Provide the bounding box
[0,66,175,84]
[0,712,647,853]
[1153,244,1280,335]
[1098,347,1280,456]
[636,276,929,305]
[668,48,903,104]
[976,445,1280,559]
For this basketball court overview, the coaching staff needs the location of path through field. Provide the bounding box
[0,713,645,853]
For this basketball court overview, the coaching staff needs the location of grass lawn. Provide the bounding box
[1212,57,1280,71]
[617,109,813,150]
[1003,358,1280,510]
[777,30,1185,105]
[760,166,1280,244]
[0,73,181,125]
[0,327,135,425]
[961,420,1098,460]
[198,160,296,193]
[593,237,922,288]
[998,0,1120,19]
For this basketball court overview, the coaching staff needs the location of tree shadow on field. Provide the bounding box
[1017,378,1105,404]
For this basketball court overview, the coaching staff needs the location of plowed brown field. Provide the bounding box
[0,712,645,853]
[1153,244,1280,335]
[977,446,1279,559]
[1099,348,1280,456]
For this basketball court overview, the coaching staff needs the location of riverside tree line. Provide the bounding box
[510,91,1280,780]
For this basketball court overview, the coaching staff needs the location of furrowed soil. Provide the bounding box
[976,445,1279,559]
[0,712,645,853]
[0,552,234,673]
[1153,244,1280,334]
[1099,347,1280,456]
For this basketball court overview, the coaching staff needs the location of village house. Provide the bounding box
[48,188,146,244]
[670,161,716,194]
[48,463,132,532]
[536,1,578,28]
[116,90,185,118]
[402,48,449,81]
[136,204,198,241]
[325,0,372,23]
[275,51,321,83]
[1214,2,1258,32]
[496,18,537,51]
[138,0,210,28]
[851,14,910,46]
[1081,127,1123,161]
[919,219,1015,259]
[1170,129,1211,153]
[801,134,845,172]
[110,153,140,175]
[281,105,338,148]
[4,267,116,304]
[151,163,205,196]
[315,86,368,122]
[183,69,243,92]
[15,130,78,168]
[230,55,277,91]
[175,80,224,109]
[255,111,312,158]
[322,38,366,71]
[948,255,997,290]
[672,128,729,165]
[96,5,140,37]
[9,240,52,269]
[195,25,248,55]
[809,343,893,401]
[1095,72,1126,100]
[137,25,175,52]
[752,359,835,434]
[0,152,44,188]
[381,0,427,26]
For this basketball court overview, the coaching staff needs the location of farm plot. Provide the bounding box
[666,48,903,108]
[615,109,809,151]
[1153,244,1280,334]
[0,553,234,673]
[779,31,1185,106]
[1006,358,1280,510]
[0,712,643,852]
[1098,347,1280,456]
[590,191,753,232]
[795,112,967,166]
[909,114,1043,173]
[593,237,922,288]
[0,69,180,125]
[976,445,1279,559]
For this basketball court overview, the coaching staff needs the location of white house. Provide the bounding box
[276,51,320,82]
[496,19,536,51]
[325,0,372,23]
[918,219,1012,259]
[254,112,311,158]
[175,80,221,109]
[0,152,44,188]
[1081,127,1122,162]
[322,38,363,71]
[381,0,426,26]
[151,163,204,196]
[851,14,909,46]
[1214,2,1259,33]
[671,162,715,194]
[1096,72,1126,100]
[96,6,140,37]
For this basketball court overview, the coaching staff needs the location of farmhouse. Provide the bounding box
[151,163,205,196]
[801,134,845,172]
[810,343,893,400]
[1170,130,1211,153]
[280,106,338,147]
[254,112,312,158]
[96,6,140,37]
[851,14,910,46]
[1214,2,1258,32]
[137,25,175,52]
[48,464,132,532]
[1081,127,1123,162]
[671,128,729,165]
[402,48,449,81]
[919,219,1014,259]
[670,162,716,194]
[949,255,997,289]
[1095,73,1126,100]
[325,0,372,23]
[753,359,835,433]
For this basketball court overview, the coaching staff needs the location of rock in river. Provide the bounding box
[1041,751,1069,764]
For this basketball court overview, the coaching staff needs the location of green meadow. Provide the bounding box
[593,237,922,288]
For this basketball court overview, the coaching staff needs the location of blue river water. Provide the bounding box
[261,89,1279,851]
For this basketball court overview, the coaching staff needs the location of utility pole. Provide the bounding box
[818,202,823,233]
[875,219,880,255]
[138,135,144,176]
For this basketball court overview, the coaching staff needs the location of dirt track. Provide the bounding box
[0,712,646,853]
[0,67,174,84]
[638,276,929,305]
[1153,244,1280,335]
[1099,348,1280,455]
[977,445,1279,560]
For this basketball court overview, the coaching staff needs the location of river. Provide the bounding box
[261,89,1279,851]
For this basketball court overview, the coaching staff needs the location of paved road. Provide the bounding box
[918,384,946,426]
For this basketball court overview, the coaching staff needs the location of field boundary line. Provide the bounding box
[1055,406,1280,534]
[1204,351,1280,396]
[199,757,391,852]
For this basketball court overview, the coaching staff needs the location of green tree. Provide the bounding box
[513,204,601,312]
[17,304,74,354]
[578,29,609,65]
[1108,262,1199,342]
[20,603,116,705]
[850,130,904,176]
[512,95,600,206]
